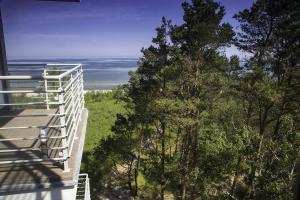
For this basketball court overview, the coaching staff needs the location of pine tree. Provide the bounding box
[234,0,300,198]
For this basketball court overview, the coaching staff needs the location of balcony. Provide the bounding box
[0,64,88,197]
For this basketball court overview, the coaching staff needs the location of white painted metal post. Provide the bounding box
[85,175,88,200]
[70,73,76,135]
[58,78,69,171]
[80,66,84,110]
[43,67,50,110]
[87,175,91,200]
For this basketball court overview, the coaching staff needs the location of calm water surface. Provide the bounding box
[8,58,138,90]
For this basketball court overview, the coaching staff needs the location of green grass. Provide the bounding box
[83,91,126,152]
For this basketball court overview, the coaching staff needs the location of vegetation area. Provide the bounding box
[82,0,300,199]
[83,91,126,151]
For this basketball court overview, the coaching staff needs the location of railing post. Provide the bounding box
[85,175,88,200]
[87,175,91,200]
[58,77,69,172]
[70,73,76,135]
[43,66,50,110]
[80,65,84,110]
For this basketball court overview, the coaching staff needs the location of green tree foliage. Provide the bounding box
[125,0,237,199]
[83,0,300,199]
[233,0,300,199]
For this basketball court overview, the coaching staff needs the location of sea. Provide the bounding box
[8,58,139,90]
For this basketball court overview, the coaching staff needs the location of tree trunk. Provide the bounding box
[231,155,242,195]
[134,134,143,196]
[174,127,181,157]
[134,162,139,196]
[180,127,192,200]
[246,103,271,198]
[160,122,166,200]
[169,127,172,159]
[128,156,134,196]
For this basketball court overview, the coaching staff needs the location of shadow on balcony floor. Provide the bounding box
[0,109,88,195]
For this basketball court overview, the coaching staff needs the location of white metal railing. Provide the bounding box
[76,174,91,200]
[0,64,84,171]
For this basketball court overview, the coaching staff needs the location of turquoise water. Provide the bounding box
[8,58,138,90]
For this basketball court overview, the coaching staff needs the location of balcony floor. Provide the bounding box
[0,108,88,192]
[0,109,60,161]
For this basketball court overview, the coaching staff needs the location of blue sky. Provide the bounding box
[1,0,254,59]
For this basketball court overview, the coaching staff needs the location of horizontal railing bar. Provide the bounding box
[0,157,67,165]
[46,63,81,66]
[78,174,89,177]
[51,146,68,150]
[64,91,74,105]
[6,81,38,84]
[0,75,43,80]
[44,86,60,89]
[64,81,81,104]
[0,90,45,94]
[0,100,61,106]
[0,136,65,142]
[8,71,43,74]
[68,106,82,156]
[6,86,43,89]
[0,148,41,153]
[0,113,60,118]
[0,71,79,82]
[0,89,62,94]
[0,102,46,106]
[65,78,81,94]
[38,80,68,83]
[63,72,81,90]
[65,103,73,117]
[45,70,67,72]
[0,137,38,141]
[66,114,76,136]
[45,65,81,79]
[47,101,61,105]
[0,124,62,130]
[0,146,66,153]
[8,63,47,67]
[65,112,74,128]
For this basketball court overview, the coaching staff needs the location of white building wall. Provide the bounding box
[0,186,76,200]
